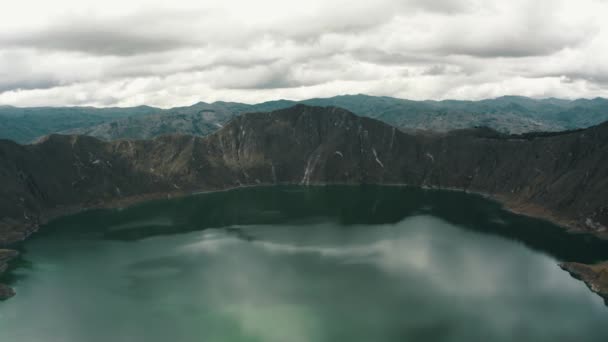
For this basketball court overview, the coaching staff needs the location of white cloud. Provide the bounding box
[0,0,606,107]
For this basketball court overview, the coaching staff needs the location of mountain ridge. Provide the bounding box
[3,95,608,143]
[2,104,606,241]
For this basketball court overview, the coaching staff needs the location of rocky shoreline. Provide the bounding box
[560,262,608,305]
[0,249,18,300]
[0,182,605,302]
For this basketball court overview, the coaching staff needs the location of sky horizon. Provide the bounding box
[1,0,607,108]
[1,93,608,110]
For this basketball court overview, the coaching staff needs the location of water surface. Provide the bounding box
[1,186,608,341]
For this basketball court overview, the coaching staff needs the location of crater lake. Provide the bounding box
[2,186,608,342]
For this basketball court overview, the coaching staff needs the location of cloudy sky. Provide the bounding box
[0,0,607,107]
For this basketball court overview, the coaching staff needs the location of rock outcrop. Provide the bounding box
[560,262,608,304]
[0,284,15,300]
[1,105,607,297]
[0,249,18,300]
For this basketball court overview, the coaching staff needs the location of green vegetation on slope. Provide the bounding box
[2,95,607,143]
[0,106,161,143]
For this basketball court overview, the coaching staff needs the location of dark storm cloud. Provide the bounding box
[272,0,473,44]
[104,55,282,80]
[402,0,473,14]
[0,79,61,93]
[10,30,189,56]
[423,65,453,76]
[234,73,304,89]
[437,38,579,58]
[431,2,593,59]
[213,64,319,90]
[537,72,608,86]
[568,74,608,85]
[0,0,606,106]
[350,49,439,66]
[0,0,475,58]
[0,10,209,56]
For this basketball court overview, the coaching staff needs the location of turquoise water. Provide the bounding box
[1,186,608,341]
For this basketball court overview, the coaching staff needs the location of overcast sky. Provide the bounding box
[0,0,607,107]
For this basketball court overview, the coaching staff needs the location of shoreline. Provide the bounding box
[560,262,608,305]
[1,182,607,301]
[0,249,19,300]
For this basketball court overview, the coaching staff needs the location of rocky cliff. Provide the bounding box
[1,105,607,298]
[560,262,608,304]
[0,249,18,299]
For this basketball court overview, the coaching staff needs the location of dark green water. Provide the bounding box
[2,186,608,342]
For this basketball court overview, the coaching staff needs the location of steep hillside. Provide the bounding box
[0,105,162,143]
[67,95,608,141]
[60,101,291,140]
[64,110,227,141]
[300,95,608,133]
[1,105,606,244]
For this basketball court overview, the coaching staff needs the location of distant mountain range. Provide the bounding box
[2,95,608,143]
[0,105,160,144]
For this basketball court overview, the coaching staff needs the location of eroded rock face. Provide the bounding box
[560,262,608,304]
[0,105,607,297]
[0,249,18,299]
[0,249,18,262]
[0,249,18,272]
[0,283,15,300]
